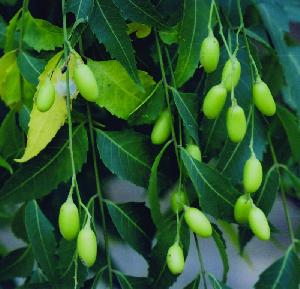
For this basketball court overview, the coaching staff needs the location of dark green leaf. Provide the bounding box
[12,204,28,242]
[0,247,34,281]
[174,0,210,87]
[116,272,150,289]
[212,224,229,282]
[4,9,21,53]
[106,201,155,258]
[149,217,190,289]
[148,141,172,228]
[277,105,300,163]
[96,129,153,187]
[0,154,13,173]
[181,148,240,222]
[112,0,169,29]
[89,0,140,86]
[172,88,199,144]
[17,51,47,85]
[0,125,88,204]
[66,0,94,20]
[255,246,300,289]
[25,201,57,280]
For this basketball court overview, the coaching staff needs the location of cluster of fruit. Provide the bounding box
[59,197,97,267]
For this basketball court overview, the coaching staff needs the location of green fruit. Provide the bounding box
[203,84,227,119]
[186,144,202,162]
[253,79,276,116]
[171,190,188,213]
[36,77,55,112]
[243,156,263,193]
[200,34,220,73]
[151,109,172,145]
[77,223,97,267]
[166,242,185,275]
[226,104,247,143]
[184,207,212,238]
[58,198,80,240]
[221,57,241,91]
[74,63,99,101]
[248,206,270,241]
[234,195,253,224]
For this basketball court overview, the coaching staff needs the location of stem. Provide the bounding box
[193,234,208,289]
[155,31,181,173]
[268,133,295,243]
[208,0,214,32]
[249,106,255,156]
[87,105,113,289]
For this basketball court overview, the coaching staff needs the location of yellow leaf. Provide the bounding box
[15,51,82,163]
[0,50,21,107]
[127,22,152,39]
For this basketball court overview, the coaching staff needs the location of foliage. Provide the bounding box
[0,0,300,288]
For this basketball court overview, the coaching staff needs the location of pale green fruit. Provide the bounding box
[249,206,270,241]
[74,63,99,101]
[234,195,253,224]
[151,109,172,145]
[170,190,188,213]
[36,77,55,112]
[200,34,220,73]
[166,242,185,274]
[253,80,276,116]
[221,57,241,91]
[203,84,227,119]
[186,144,202,162]
[226,104,247,143]
[58,198,80,240]
[243,156,263,194]
[184,207,212,238]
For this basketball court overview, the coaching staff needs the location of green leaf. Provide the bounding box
[254,246,300,289]
[25,201,57,280]
[277,105,300,163]
[0,18,6,49]
[0,110,24,160]
[148,141,172,229]
[174,0,210,87]
[212,224,229,282]
[4,9,21,53]
[23,12,64,52]
[0,125,88,204]
[128,81,164,125]
[89,0,141,86]
[208,274,232,289]
[0,247,34,281]
[88,59,155,119]
[12,204,28,242]
[184,275,200,289]
[0,155,13,173]
[217,110,267,183]
[66,0,94,20]
[96,129,153,187]
[116,272,150,289]
[172,87,199,144]
[149,217,190,289]
[181,148,240,222]
[255,1,300,116]
[17,51,47,85]
[106,201,155,258]
[112,0,169,29]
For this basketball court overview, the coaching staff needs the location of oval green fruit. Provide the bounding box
[248,206,270,241]
[200,34,220,73]
[74,63,99,102]
[36,77,55,112]
[166,242,185,275]
[58,198,80,240]
[253,80,276,116]
[77,224,97,267]
[151,109,172,145]
[203,84,227,119]
[184,207,212,238]
[186,144,202,162]
[221,57,241,91]
[234,195,253,224]
[171,189,188,213]
[243,156,263,193]
[226,104,247,143]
